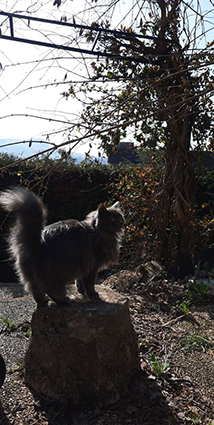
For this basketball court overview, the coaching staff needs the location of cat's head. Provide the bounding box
[97,202,125,233]
[86,202,125,234]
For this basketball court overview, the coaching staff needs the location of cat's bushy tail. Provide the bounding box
[0,188,47,257]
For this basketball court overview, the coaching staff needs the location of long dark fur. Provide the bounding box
[0,188,125,305]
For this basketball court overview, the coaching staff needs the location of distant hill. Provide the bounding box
[0,139,107,164]
[0,138,51,157]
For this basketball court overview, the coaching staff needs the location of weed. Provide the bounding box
[18,359,25,372]
[188,280,210,302]
[8,366,15,374]
[24,326,32,337]
[181,333,212,352]
[8,358,25,374]
[184,408,202,424]
[1,317,16,332]
[150,354,169,378]
[181,301,190,315]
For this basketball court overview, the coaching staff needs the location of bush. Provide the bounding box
[1,151,214,280]
[108,157,162,262]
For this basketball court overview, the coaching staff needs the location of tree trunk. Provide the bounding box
[155,114,196,278]
[153,2,197,278]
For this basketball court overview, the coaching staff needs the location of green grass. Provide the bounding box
[181,333,212,352]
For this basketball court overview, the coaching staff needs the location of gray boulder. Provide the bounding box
[25,285,140,406]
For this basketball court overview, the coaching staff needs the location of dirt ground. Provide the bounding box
[1,263,214,425]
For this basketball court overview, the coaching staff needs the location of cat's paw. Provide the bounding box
[75,281,86,295]
[88,291,100,301]
[37,295,49,307]
[55,296,73,306]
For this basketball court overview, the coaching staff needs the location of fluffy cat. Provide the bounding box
[0,188,125,306]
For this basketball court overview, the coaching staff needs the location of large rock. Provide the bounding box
[0,354,6,388]
[25,284,140,406]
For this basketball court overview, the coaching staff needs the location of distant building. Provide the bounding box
[108,141,214,170]
[191,150,214,171]
[108,142,139,164]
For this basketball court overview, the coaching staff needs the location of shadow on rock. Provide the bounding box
[0,399,11,425]
[30,369,180,425]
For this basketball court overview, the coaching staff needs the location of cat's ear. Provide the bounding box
[112,201,120,209]
[98,204,108,216]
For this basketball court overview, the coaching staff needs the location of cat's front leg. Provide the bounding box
[75,280,86,295]
[30,285,49,307]
[82,272,99,300]
[46,283,72,305]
